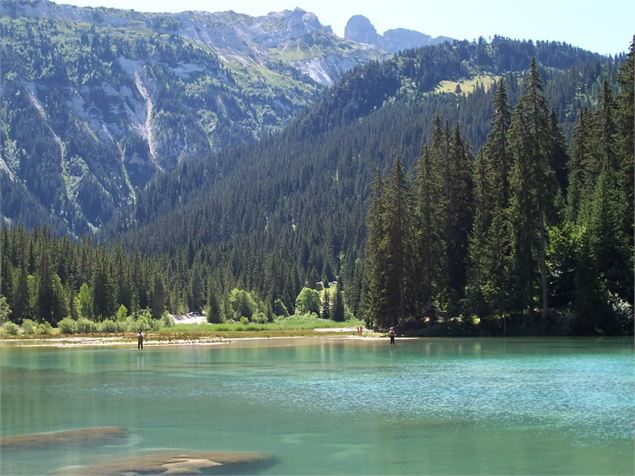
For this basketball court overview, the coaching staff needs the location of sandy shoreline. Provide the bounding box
[0,332,396,348]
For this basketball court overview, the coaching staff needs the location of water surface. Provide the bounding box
[1,337,633,474]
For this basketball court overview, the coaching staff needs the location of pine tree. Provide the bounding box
[91,256,114,320]
[413,144,446,319]
[382,159,414,326]
[615,40,634,213]
[321,287,331,320]
[548,110,569,195]
[12,264,30,322]
[566,110,591,222]
[445,126,473,310]
[36,245,56,324]
[362,173,387,328]
[332,278,345,322]
[467,81,512,318]
[206,277,223,323]
[150,274,166,319]
[508,59,558,317]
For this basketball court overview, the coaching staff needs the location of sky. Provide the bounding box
[55,0,633,55]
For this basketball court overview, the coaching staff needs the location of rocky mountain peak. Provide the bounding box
[344,15,380,45]
[344,14,453,52]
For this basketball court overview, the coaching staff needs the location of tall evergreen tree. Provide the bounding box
[413,144,446,318]
[566,109,591,222]
[382,159,414,326]
[321,286,331,320]
[362,173,388,328]
[91,256,114,320]
[332,278,345,322]
[445,126,473,309]
[206,277,223,323]
[151,274,166,319]
[467,80,512,317]
[508,59,558,317]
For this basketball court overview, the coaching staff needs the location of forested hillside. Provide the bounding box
[108,38,630,334]
[364,58,633,335]
[0,1,381,234]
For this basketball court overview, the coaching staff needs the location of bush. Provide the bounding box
[160,312,174,328]
[2,321,19,335]
[36,322,53,335]
[115,304,128,322]
[229,288,258,320]
[77,318,98,333]
[252,311,268,324]
[134,311,153,332]
[21,319,37,335]
[58,317,78,334]
[295,288,321,315]
[239,316,249,325]
[272,299,289,318]
[99,319,118,333]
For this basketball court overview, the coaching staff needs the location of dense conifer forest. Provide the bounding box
[364,57,633,335]
[0,37,632,335]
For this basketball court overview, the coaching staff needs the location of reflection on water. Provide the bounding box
[1,338,633,475]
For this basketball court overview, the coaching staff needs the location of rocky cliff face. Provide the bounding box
[344,14,453,52]
[0,1,383,233]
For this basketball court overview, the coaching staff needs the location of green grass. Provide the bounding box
[435,74,499,95]
[156,316,362,338]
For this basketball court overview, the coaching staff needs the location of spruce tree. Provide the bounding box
[467,81,512,318]
[151,274,166,319]
[445,126,473,310]
[333,278,345,322]
[566,110,591,222]
[508,59,558,317]
[206,277,223,323]
[362,173,387,328]
[382,159,414,326]
[321,287,331,320]
[413,144,446,318]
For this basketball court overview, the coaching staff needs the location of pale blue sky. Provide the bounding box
[55,0,633,55]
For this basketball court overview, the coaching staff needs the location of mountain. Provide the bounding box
[344,14,452,52]
[0,0,382,234]
[110,38,617,313]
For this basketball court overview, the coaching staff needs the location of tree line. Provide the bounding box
[362,54,633,335]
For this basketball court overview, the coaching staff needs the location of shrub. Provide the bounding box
[160,312,174,328]
[239,316,249,325]
[2,321,19,335]
[21,319,37,335]
[135,312,153,332]
[116,304,128,322]
[99,319,118,333]
[229,288,258,320]
[273,299,289,318]
[252,311,268,324]
[295,287,321,315]
[58,317,78,334]
[36,322,52,335]
[77,318,98,333]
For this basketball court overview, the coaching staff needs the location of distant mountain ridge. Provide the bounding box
[344,14,453,52]
[3,1,381,86]
[0,0,386,234]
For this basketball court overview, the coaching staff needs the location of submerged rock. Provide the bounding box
[54,450,277,475]
[0,426,127,450]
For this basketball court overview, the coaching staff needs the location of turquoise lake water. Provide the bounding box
[1,337,634,475]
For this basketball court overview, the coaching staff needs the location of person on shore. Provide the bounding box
[137,330,144,350]
[388,327,395,345]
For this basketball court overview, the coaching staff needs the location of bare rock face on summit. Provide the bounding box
[344,15,453,52]
[344,15,381,46]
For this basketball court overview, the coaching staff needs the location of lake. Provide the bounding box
[1,337,633,475]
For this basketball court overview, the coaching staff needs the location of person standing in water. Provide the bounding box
[388,327,395,344]
[137,330,144,350]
